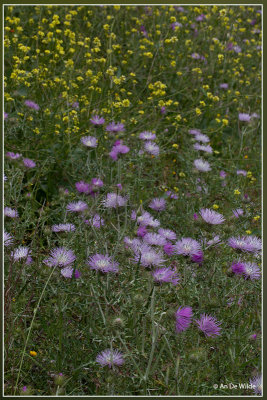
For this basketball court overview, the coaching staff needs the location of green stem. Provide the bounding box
[14,266,57,395]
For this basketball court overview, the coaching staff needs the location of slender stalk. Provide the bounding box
[14,266,57,395]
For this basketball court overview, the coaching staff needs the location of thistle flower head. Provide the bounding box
[106,121,125,132]
[102,193,127,208]
[133,244,165,268]
[174,238,202,256]
[25,100,39,110]
[149,197,166,212]
[193,133,210,143]
[66,201,88,213]
[23,158,36,168]
[44,247,76,267]
[4,207,19,218]
[52,223,76,233]
[137,211,160,228]
[88,254,119,273]
[143,232,167,246]
[6,152,22,160]
[11,246,31,261]
[249,374,262,396]
[144,141,160,156]
[96,349,124,368]
[158,228,177,241]
[139,131,156,141]
[90,115,105,125]
[194,158,211,172]
[4,231,14,247]
[75,181,90,194]
[175,306,193,332]
[195,314,222,337]
[200,208,225,225]
[193,143,213,154]
[80,136,98,148]
[152,267,180,285]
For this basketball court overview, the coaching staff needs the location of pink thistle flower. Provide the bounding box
[90,115,105,125]
[195,314,222,337]
[175,306,193,332]
[96,349,124,368]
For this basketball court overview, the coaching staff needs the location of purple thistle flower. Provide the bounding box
[193,143,213,154]
[4,231,14,247]
[91,178,104,189]
[200,208,225,225]
[232,208,244,218]
[44,247,76,267]
[149,197,166,212]
[90,115,105,125]
[102,192,127,208]
[236,169,247,176]
[228,236,261,253]
[158,228,176,241]
[175,306,193,333]
[174,238,202,256]
[25,100,39,110]
[96,349,124,368]
[219,83,229,89]
[166,191,178,200]
[106,121,125,133]
[11,246,31,262]
[193,213,199,220]
[250,333,257,340]
[194,158,211,172]
[196,14,205,22]
[233,45,242,53]
[137,211,160,228]
[239,113,251,122]
[242,262,261,280]
[133,243,165,268]
[195,314,222,337]
[152,267,180,285]
[80,136,98,148]
[191,251,204,265]
[163,242,175,256]
[60,266,74,278]
[191,52,200,59]
[4,112,8,120]
[4,207,19,218]
[71,101,79,109]
[140,25,148,37]
[74,269,81,279]
[193,133,210,143]
[144,141,160,156]
[143,232,167,246]
[137,226,147,237]
[249,375,262,396]
[139,131,156,141]
[220,170,227,178]
[6,152,22,160]
[116,183,122,190]
[66,201,88,213]
[109,142,130,160]
[91,214,105,228]
[52,223,76,233]
[206,236,221,247]
[231,261,245,275]
[160,106,166,114]
[23,158,36,168]
[87,254,119,273]
[75,181,90,194]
